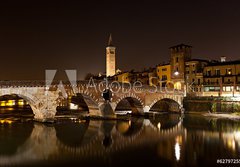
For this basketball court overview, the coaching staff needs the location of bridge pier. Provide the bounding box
[99,102,116,119]
[33,109,56,123]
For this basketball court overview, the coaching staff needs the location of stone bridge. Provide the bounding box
[0,80,184,121]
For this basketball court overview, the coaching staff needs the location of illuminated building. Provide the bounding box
[106,34,116,77]
[156,63,171,87]
[185,59,208,96]
[170,44,192,90]
[202,60,240,97]
[114,72,131,83]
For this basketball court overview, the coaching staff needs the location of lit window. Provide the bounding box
[223,86,233,92]
[226,69,232,75]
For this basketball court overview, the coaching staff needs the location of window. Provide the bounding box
[215,69,220,76]
[176,57,179,63]
[207,70,211,76]
[237,86,240,91]
[204,86,220,92]
[223,86,233,92]
[216,79,219,84]
[162,75,167,81]
[198,79,200,84]
[162,68,167,71]
[226,69,232,75]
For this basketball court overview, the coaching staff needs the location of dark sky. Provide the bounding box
[0,0,240,80]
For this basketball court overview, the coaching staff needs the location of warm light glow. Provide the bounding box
[234,131,240,139]
[0,119,13,124]
[157,122,161,130]
[18,99,24,106]
[175,142,180,161]
[227,139,236,151]
[6,100,15,106]
[174,82,182,90]
[175,135,183,144]
[174,71,179,76]
[69,103,78,110]
[0,101,6,107]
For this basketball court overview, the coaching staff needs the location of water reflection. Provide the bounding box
[0,114,239,166]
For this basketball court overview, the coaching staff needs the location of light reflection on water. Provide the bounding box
[0,113,239,167]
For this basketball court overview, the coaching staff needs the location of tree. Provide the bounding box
[84,73,94,80]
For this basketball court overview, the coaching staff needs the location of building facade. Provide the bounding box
[156,64,171,87]
[110,41,239,98]
[202,61,240,97]
[170,44,192,90]
[185,59,208,96]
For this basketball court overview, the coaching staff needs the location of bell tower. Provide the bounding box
[106,34,116,77]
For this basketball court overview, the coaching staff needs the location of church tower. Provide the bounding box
[106,34,116,77]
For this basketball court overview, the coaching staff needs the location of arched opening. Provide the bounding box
[116,118,144,136]
[0,94,34,118]
[150,98,180,113]
[115,97,143,115]
[56,93,100,116]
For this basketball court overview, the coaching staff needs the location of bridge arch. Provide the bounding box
[0,91,43,118]
[149,98,181,113]
[66,92,103,117]
[114,95,144,115]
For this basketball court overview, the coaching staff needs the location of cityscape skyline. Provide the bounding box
[0,0,240,80]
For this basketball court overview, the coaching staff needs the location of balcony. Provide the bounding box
[203,82,219,85]
[203,74,221,78]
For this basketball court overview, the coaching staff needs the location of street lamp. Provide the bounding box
[174,71,179,76]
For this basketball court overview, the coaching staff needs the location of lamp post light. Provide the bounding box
[174,71,179,76]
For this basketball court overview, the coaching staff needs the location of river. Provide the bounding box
[0,111,240,167]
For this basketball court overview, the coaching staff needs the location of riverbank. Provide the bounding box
[184,96,240,113]
[186,111,240,120]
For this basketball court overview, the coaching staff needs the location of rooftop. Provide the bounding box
[207,60,240,66]
[169,43,192,49]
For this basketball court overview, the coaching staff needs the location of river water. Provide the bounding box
[0,111,240,167]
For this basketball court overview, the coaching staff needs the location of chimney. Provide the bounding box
[220,56,226,62]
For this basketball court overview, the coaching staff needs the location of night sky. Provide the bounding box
[0,0,239,80]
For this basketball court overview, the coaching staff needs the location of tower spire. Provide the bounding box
[108,33,113,46]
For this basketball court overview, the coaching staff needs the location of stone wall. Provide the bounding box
[184,96,240,113]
